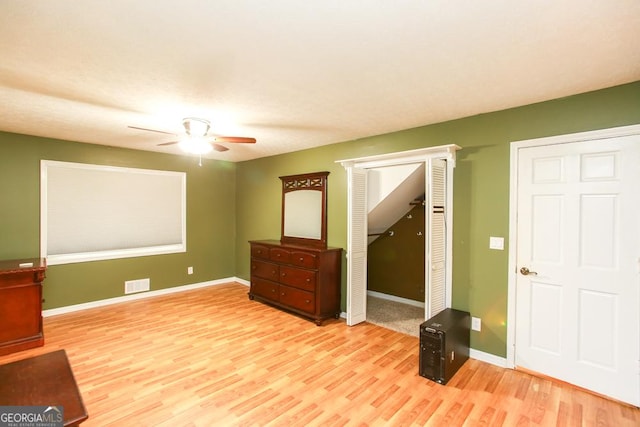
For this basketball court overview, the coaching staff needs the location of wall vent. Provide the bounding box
[124,278,150,294]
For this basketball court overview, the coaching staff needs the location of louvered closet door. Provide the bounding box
[346,167,368,326]
[426,158,447,320]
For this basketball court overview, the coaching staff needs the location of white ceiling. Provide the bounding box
[1,1,638,162]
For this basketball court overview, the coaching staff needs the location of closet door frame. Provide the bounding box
[337,144,460,325]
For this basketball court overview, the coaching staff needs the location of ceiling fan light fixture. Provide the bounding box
[183,117,210,137]
[178,136,213,154]
[135,116,253,157]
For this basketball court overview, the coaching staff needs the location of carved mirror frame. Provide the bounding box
[280,171,329,249]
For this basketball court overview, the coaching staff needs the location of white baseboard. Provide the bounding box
[469,348,508,368]
[367,290,425,308]
[234,277,250,286]
[353,291,507,367]
[43,277,248,318]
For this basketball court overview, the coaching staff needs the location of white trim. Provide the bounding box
[507,140,520,369]
[367,290,425,308]
[506,123,640,369]
[337,144,461,169]
[510,123,640,147]
[43,277,247,317]
[47,244,186,266]
[234,277,250,286]
[367,290,506,367]
[470,348,508,368]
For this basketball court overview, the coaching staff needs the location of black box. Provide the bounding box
[419,308,470,384]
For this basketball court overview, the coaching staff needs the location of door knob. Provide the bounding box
[520,267,538,276]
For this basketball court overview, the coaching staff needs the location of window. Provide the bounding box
[41,160,186,265]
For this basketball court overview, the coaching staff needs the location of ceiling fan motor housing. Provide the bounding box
[183,117,210,137]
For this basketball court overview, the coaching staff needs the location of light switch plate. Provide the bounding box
[489,236,504,250]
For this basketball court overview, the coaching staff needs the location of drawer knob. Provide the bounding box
[277,253,281,257]
[299,257,304,261]
[306,278,310,282]
[281,273,286,277]
[271,289,276,293]
[305,299,310,304]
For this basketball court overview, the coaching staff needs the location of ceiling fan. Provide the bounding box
[129,117,256,154]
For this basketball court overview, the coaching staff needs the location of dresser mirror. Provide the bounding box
[280,171,329,248]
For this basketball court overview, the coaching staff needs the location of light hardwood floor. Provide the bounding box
[0,283,637,426]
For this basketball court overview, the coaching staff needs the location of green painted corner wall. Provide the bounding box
[0,133,237,309]
[235,81,640,358]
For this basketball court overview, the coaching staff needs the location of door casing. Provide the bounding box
[337,145,460,325]
[506,123,640,368]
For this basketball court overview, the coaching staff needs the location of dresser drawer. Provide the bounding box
[279,266,316,292]
[249,240,342,326]
[269,247,291,263]
[251,277,280,301]
[279,286,315,314]
[290,250,318,268]
[251,259,279,281]
[251,244,271,260]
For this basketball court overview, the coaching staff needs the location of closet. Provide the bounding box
[337,145,460,326]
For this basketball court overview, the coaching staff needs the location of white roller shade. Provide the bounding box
[41,160,186,265]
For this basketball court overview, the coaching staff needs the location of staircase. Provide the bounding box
[367,163,425,243]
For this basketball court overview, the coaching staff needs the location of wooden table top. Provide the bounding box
[0,349,88,426]
[0,258,46,275]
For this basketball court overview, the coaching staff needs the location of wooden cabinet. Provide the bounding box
[249,240,342,325]
[0,258,46,356]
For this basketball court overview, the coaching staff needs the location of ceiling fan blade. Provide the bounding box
[214,136,256,144]
[157,141,179,146]
[213,143,229,152]
[128,125,176,136]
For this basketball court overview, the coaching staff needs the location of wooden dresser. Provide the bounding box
[249,240,342,325]
[0,258,46,356]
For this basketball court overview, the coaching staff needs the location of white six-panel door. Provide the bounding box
[514,132,640,406]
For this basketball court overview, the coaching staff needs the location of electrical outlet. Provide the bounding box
[187,266,193,275]
[472,317,482,331]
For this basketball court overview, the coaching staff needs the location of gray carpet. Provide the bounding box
[366,295,424,337]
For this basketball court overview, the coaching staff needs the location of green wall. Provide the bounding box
[235,81,640,357]
[368,205,425,302]
[0,133,237,309]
